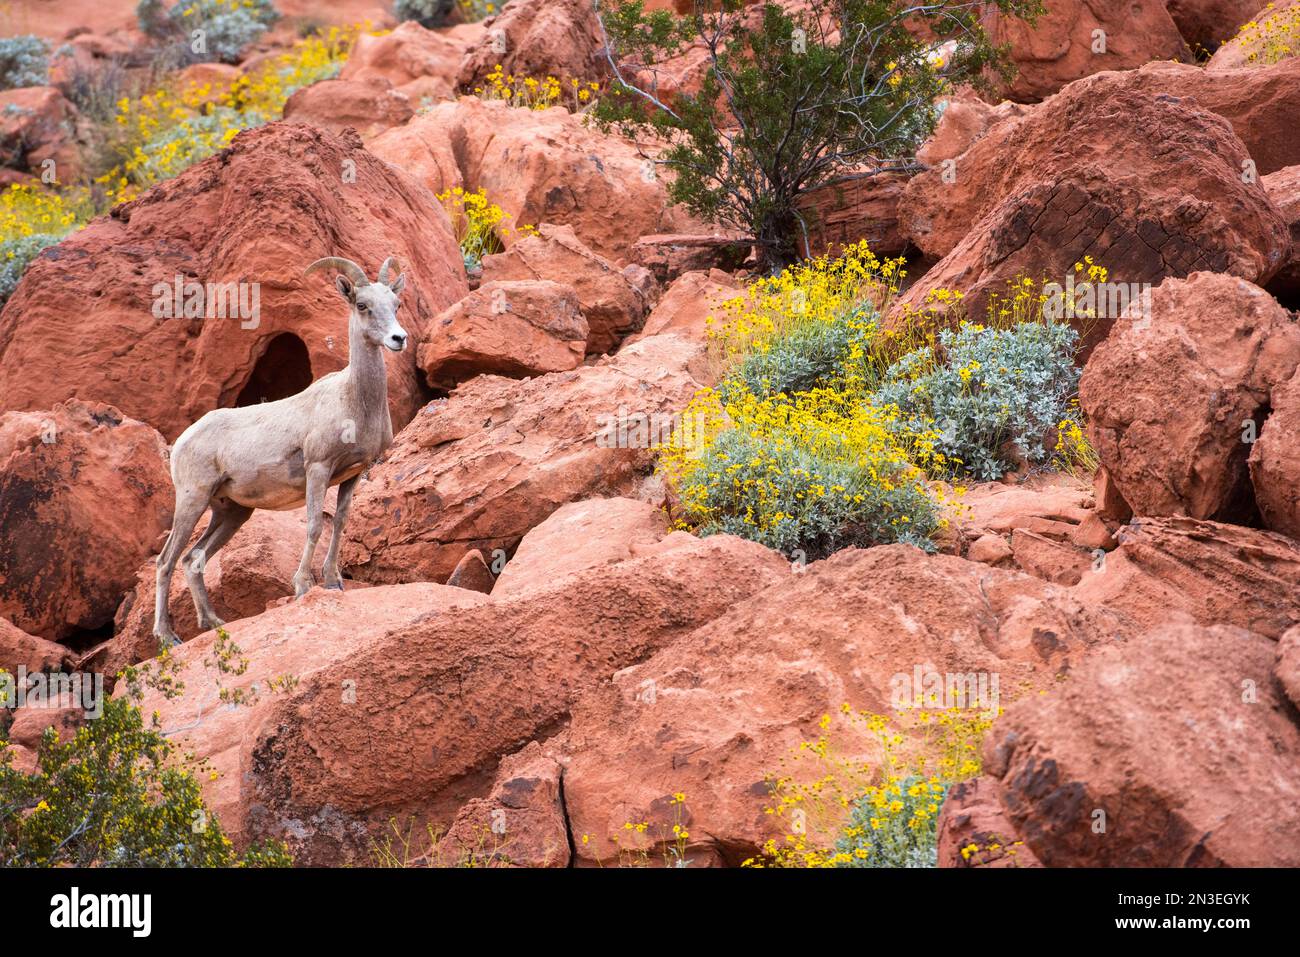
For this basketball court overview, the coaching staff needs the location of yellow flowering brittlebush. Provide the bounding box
[105,24,360,201]
[1232,3,1300,65]
[474,64,602,112]
[745,705,1012,868]
[658,242,951,557]
[436,186,537,268]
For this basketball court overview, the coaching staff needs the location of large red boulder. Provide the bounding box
[983,620,1300,866]
[797,171,909,258]
[368,97,701,263]
[1,616,73,674]
[282,77,414,141]
[0,401,172,641]
[0,86,84,181]
[981,1,1190,102]
[492,496,670,597]
[1262,163,1300,295]
[455,0,606,90]
[342,333,707,586]
[1206,0,1300,68]
[1167,0,1271,52]
[92,509,337,681]
[479,225,649,354]
[0,123,467,442]
[1080,273,1300,523]
[339,20,483,102]
[416,279,588,391]
[123,581,489,854]
[896,68,1290,331]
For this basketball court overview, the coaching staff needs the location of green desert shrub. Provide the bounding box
[0,693,290,867]
[393,0,457,27]
[874,320,1080,482]
[832,776,949,868]
[0,35,49,90]
[595,0,1041,269]
[0,234,61,308]
[137,0,280,64]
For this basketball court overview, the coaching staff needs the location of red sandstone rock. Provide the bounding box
[628,234,752,285]
[455,0,606,90]
[1250,366,1300,539]
[283,77,414,140]
[417,279,588,390]
[936,777,1042,868]
[1168,0,1269,52]
[97,509,335,681]
[798,170,910,258]
[492,496,670,597]
[479,225,649,355]
[339,20,483,102]
[0,616,73,674]
[560,545,1132,865]
[445,548,496,594]
[1080,273,1300,522]
[368,97,701,263]
[983,619,1300,866]
[980,1,1190,102]
[138,533,785,862]
[896,69,1290,333]
[0,401,171,641]
[1072,516,1300,639]
[0,86,84,182]
[626,269,741,353]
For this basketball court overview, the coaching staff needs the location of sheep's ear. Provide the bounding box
[390,273,406,295]
[335,275,356,302]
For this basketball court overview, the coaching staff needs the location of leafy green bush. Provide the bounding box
[137,0,280,64]
[595,0,1041,268]
[874,320,1080,481]
[0,35,49,90]
[0,694,290,867]
[832,776,949,868]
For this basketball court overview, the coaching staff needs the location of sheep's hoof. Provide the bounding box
[153,630,181,652]
[323,580,345,592]
[198,615,225,630]
[292,575,314,598]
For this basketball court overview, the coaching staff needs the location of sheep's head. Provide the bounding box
[306,255,409,352]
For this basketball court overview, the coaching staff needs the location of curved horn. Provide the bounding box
[304,257,368,287]
[378,256,400,286]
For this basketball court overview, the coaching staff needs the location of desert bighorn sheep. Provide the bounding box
[153,256,408,647]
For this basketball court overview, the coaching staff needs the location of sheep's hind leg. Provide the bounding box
[183,502,253,631]
[321,475,358,590]
[293,462,331,598]
[154,490,212,650]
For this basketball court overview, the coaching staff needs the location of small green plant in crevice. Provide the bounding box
[370,817,515,867]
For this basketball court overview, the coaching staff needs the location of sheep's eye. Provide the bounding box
[357,302,369,312]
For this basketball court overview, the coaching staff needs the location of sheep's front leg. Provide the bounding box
[321,475,358,590]
[293,462,331,598]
